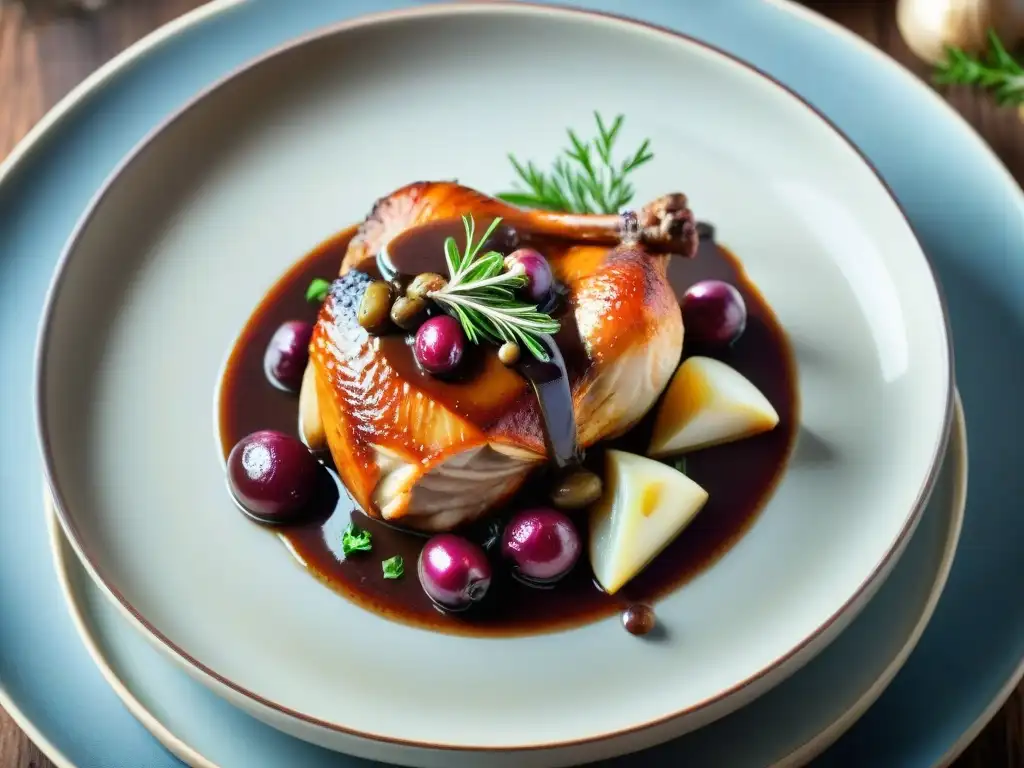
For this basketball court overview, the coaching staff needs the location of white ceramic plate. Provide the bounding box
[48,392,967,768]
[35,4,953,765]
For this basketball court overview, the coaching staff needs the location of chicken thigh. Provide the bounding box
[302,182,697,532]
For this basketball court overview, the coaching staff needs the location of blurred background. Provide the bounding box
[3,0,1022,177]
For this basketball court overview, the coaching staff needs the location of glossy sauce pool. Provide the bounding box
[219,224,798,636]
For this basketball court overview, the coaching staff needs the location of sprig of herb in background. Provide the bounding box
[935,29,1024,105]
[306,278,331,303]
[341,522,372,556]
[381,555,405,580]
[428,214,560,362]
[497,112,654,214]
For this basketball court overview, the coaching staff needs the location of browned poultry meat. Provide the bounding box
[301,181,697,532]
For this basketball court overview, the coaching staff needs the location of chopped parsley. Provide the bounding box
[480,518,503,552]
[305,278,331,303]
[382,555,405,580]
[341,522,372,556]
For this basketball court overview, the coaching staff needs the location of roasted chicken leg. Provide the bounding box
[303,182,696,532]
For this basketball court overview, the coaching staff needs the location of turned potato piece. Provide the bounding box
[298,362,326,452]
[589,450,709,595]
[648,356,779,457]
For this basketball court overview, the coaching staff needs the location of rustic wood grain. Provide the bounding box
[0,0,1020,766]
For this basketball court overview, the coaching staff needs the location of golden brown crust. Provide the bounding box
[316,182,686,521]
[341,182,501,274]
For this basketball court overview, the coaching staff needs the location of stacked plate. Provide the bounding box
[2,2,1021,766]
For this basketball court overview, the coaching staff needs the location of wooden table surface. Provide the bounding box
[1,0,1022,766]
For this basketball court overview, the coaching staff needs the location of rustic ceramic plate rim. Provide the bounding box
[1,0,1010,764]
[0,2,246,766]
[32,0,955,755]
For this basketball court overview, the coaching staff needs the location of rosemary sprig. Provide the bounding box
[935,29,1024,105]
[497,112,654,214]
[428,214,560,362]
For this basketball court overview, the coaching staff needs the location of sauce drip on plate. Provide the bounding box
[622,604,657,636]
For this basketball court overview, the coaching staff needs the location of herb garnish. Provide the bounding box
[427,214,560,362]
[935,30,1024,105]
[306,278,331,303]
[341,522,372,555]
[497,112,654,214]
[480,518,503,552]
[381,555,405,580]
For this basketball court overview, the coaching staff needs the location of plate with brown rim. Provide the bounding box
[34,3,953,765]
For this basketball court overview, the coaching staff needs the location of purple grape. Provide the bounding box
[502,508,581,585]
[417,534,492,611]
[264,320,314,392]
[682,280,747,348]
[414,315,466,375]
[504,248,554,303]
[227,430,319,523]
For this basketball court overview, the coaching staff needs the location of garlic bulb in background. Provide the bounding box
[897,0,1024,63]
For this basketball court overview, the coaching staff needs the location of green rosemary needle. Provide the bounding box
[497,112,654,214]
[427,214,560,362]
[935,30,1024,105]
